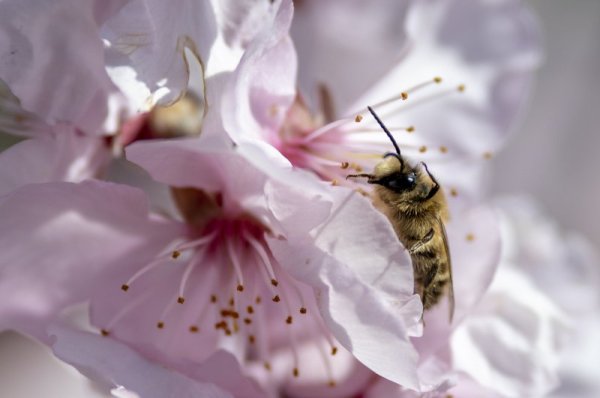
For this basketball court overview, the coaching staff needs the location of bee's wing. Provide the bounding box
[437,216,455,323]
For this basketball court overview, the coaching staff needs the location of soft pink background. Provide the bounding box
[491,0,600,247]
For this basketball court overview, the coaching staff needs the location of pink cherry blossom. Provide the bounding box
[0,0,558,397]
[217,0,538,391]
[495,196,600,398]
[0,125,110,196]
[0,179,183,342]
[0,0,280,190]
[0,0,126,135]
[0,0,223,135]
[51,325,258,398]
[224,0,541,205]
[0,80,111,189]
[260,201,570,398]
[0,125,423,396]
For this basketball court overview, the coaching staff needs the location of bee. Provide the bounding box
[348,106,454,322]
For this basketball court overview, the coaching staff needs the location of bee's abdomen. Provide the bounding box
[411,248,450,310]
[394,213,450,311]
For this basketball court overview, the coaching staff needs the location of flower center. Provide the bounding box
[97,188,339,386]
[114,92,204,152]
[273,77,467,188]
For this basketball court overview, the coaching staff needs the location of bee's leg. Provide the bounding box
[420,264,440,316]
[420,162,440,202]
[408,228,434,254]
[346,173,373,180]
[423,264,440,292]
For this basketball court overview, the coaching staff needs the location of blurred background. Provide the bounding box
[0,0,599,396]
[492,0,600,247]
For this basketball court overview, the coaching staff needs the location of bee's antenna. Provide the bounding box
[367,106,402,157]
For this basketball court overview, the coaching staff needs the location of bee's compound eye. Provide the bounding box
[386,172,417,192]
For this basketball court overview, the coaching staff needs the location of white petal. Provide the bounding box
[0,0,123,134]
[51,325,235,398]
[102,0,218,107]
[0,128,110,196]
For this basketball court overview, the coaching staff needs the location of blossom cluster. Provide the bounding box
[0,1,593,397]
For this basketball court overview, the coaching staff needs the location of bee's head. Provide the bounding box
[370,154,418,193]
[347,106,418,193]
[346,107,440,204]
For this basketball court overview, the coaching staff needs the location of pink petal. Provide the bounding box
[0,128,110,196]
[125,138,270,212]
[450,266,568,397]
[351,0,542,159]
[269,340,373,398]
[497,196,600,314]
[268,189,423,390]
[0,0,124,134]
[291,0,412,114]
[495,196,600,397]
[445,374,504,398]
[222,0,297,143]
[101,0,218,107]
[214,0,279,49]
[50,325,236,398]
[126,138,330,236]
[185,351,266,398]
[0,181,183,342]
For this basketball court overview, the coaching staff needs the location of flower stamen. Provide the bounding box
[121,256,169,291]
[172,231,217,254]
[226,236,245,292]
[352,76,444,118]
[177,248,207,304]
[245,231,279,287]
